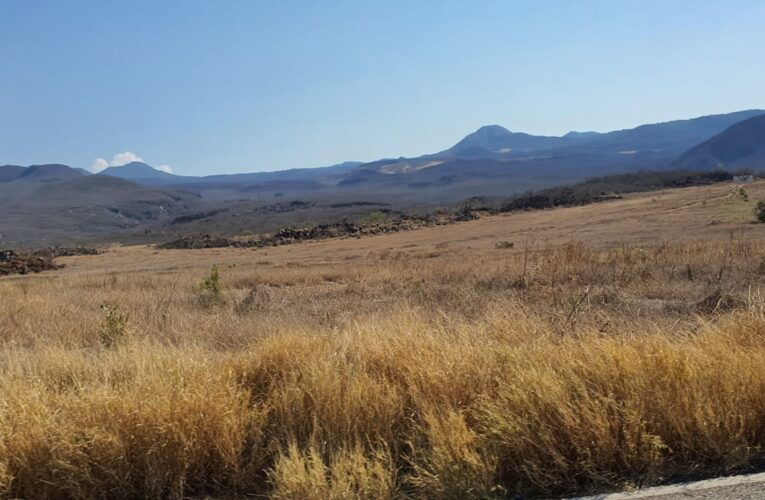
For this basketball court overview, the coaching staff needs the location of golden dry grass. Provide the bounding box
[3,183,765,498]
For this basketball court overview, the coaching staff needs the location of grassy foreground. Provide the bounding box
[2,239,765,498]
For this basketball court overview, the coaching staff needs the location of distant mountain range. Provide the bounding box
[10,109,756,190]
[403,109,763,163]
[2,109,764,246]
[334,109,764,192]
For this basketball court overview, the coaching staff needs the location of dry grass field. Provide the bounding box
[3,181,765,498]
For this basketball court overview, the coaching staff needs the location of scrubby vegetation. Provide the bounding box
[754,200,765,223]
[0,249,60,276]
[157,214,466,250]
[466,170,735,213]
[194,265,222,306]
[3,237,765,498]
[99,304,128,348]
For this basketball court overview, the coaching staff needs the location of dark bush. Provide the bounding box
[754,201,765,223]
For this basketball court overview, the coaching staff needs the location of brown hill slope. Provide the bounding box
[53,179,765,276]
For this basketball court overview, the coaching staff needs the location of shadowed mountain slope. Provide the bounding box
[0,165,26,182]
[15,164,85,182]
[673,113,765,170]
[0,175,203,246]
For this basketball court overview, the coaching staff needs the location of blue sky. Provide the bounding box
[1,1,764,175]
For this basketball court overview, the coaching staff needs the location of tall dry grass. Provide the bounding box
[1,239,765,498]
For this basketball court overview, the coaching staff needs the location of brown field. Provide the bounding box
[3,181,765,498]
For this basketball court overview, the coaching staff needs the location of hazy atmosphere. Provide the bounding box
[2,0,764,174]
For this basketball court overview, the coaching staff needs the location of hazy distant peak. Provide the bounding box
[564,131,601,139]
[448,124,564,157]
[99,161,177,180]
[450,125,513,151]
[17,164,85,181]
[475,124,513,134]
[122,161,153,169]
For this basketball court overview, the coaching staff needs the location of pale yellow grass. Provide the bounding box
[4,184,765,497]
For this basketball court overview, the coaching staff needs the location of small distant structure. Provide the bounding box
[733,175,755,183]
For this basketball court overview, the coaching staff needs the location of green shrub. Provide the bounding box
[99,304,128,348]
[195,265,222,306]
[367,210,387,224]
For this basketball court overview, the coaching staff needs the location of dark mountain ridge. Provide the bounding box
[673,114,765,170]
[446,109,764,159]
[341,109,765,191]
[16,164,85,182]
[0,165,26,182]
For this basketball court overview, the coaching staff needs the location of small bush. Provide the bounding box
[367,210,387,224]
[99,304,128,348]
[754,201,765,223]
[495,241,514,249]
[195,265,222,306]
[455,204,478,221]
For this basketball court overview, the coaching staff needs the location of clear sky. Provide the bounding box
[1,0,764,175]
